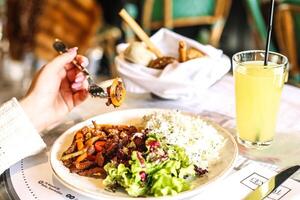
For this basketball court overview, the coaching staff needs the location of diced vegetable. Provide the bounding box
[76,139,84,150]
[85,135,102,146]
[61,148,87,161]
[76,152,87,163]
[94,141,106,152]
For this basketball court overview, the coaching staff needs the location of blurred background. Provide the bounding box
[0,0,299,104]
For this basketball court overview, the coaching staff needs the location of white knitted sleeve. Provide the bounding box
[0,98,46,174]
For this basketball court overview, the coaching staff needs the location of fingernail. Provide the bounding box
[81,59,89,67]
[72,82,82,90]
[75,75,85,83]
[68,47,78,53]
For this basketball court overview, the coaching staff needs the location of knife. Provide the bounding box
[243,165,300,200]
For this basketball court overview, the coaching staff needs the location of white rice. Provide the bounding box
[142,110,225,170]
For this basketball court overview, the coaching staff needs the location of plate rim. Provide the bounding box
[50,108,238,200]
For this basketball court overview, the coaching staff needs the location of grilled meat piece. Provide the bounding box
[61,123,147,179]
[95,152,105,167]
[77,167,106,177]
[75,161,95,170]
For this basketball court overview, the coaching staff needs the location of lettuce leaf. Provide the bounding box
[103,136,196,197]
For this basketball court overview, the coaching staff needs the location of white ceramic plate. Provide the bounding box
[50,108,238,200]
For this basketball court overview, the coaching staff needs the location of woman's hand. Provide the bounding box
[20,48,89,131]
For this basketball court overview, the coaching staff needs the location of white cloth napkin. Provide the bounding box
[115,28,231,99]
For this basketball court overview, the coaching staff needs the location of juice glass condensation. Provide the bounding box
[232,50,288,148]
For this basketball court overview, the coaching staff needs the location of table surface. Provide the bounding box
[1,74,300,200]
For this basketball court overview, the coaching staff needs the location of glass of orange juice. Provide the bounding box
[232,50,288,149]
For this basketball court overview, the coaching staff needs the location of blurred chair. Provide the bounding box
[244,0,276,51]
[244,0,300,85]
[6,0,43,60]
[96,26,122,77]
[6,0,123,77]
[34,0,102,61]
[122,2,139,43]
[35,0,121,76]
[141,0,232,47]
[275,1,300,85]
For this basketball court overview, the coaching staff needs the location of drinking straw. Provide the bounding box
[264,0,275,66]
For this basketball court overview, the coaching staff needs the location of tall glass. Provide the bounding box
[232,50,288,148]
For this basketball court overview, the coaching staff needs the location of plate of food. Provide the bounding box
[50,109,238,199]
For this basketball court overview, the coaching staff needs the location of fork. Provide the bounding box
[53,39,108,98]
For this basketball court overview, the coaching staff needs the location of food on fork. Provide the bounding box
[123,42,156,66]
[53,39,126,107]
[105,78,126,107]
[178,41,187,62]
[148,56,176,69]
